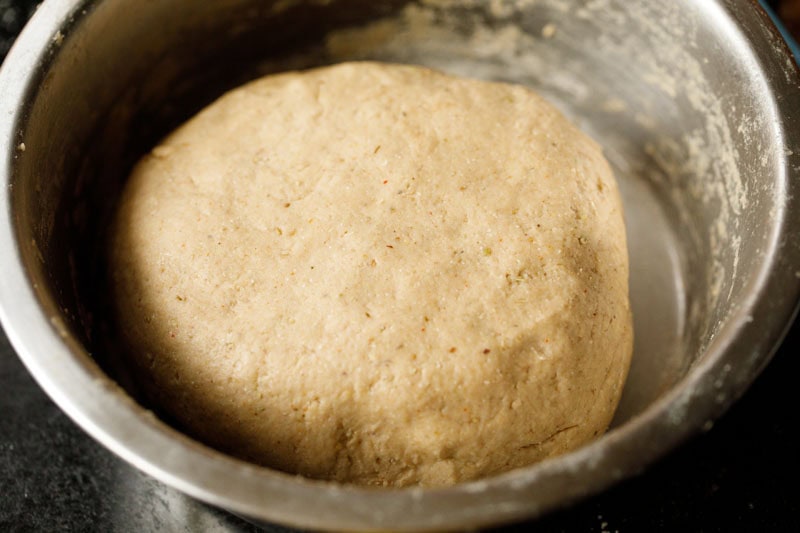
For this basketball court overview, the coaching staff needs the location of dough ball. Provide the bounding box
[110,62,632,487]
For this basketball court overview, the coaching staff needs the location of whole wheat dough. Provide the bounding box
[110,62,633,487]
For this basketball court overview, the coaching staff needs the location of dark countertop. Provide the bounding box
[2,1,799,531]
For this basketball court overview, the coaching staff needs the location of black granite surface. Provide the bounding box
[2,1,799,531]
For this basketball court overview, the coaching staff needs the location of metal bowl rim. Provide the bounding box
[1,0,799,530]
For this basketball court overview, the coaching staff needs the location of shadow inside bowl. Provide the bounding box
[6,0,789,517]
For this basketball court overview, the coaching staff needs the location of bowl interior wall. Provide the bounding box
[11,0,781,435]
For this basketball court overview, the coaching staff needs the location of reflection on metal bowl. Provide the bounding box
[0,1,799,530]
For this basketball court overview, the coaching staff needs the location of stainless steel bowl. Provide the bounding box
[1,0,799,530]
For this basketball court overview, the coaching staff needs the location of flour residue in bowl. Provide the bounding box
[307,0,751,416]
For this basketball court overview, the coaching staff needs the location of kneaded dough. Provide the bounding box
[110,62,633,487]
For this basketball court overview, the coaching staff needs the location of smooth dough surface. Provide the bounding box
[110,62,633,487]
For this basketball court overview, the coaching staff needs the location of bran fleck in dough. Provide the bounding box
[110,61,633,487]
